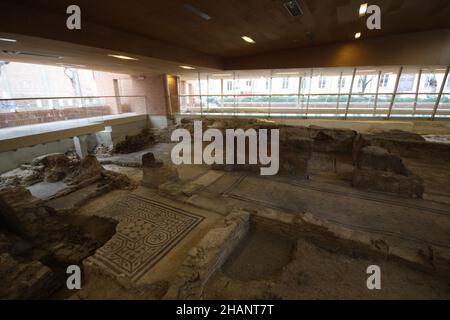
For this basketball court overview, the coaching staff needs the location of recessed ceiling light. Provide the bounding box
[354,32,361,39]
[184,4,211,20]
[241,36,256,44]
[0,37,17,43]
[1,50,63,59]
[108,54,139,61]
[180,65,195,70]
[359,3,368,16]
[276,72,299,75]
[212,73,232,77]
[56,63,86,68]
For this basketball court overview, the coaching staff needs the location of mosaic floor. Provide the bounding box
[88,194,203,282]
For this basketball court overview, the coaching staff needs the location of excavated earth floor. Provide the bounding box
[205,226,450,299]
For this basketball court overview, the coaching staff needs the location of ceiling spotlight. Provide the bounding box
[359,3,368,16]
[212,73,233,77]
[0,37,17,43]
[108,54,139,61]
[180,65,195,69]
[354,32,361,39]
[241,36,256,44]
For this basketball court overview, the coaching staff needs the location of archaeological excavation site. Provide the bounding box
[0,0,450,303]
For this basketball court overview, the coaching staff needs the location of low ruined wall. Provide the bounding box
[369,138,450,161]
[0,105,113,128]
[249,208,450,278]
[164,211,250,300]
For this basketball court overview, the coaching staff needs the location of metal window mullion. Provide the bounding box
[336,72,343,116]
[297,75,302,116]
[431,66,450,120]
[305,69,313,118]
[373,70,381,116]
[198,71,203,117]
[220,79,224,109]
[268,70,273,118]
[232,72,236,117]
[206,74,209,113]
[344,68,357,119]
[176,76,181,114]
[412,69,422,117]
[387,66,403,119]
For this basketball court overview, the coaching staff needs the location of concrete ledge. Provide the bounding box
[102,114,148,127]
[0,123,105,153]
[0,114,150,172]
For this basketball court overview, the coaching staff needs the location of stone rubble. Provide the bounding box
[0,187,118,299]
[353,146,424,198]
[113,129,156,154]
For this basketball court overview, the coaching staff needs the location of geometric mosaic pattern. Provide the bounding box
[89,194,203,282]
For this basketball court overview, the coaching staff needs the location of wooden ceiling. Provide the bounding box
[6,0,450,58]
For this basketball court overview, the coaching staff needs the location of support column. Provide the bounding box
[73,135,89,159]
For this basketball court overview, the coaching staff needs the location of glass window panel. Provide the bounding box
[397,68,420,93]
[236,95,269,114]
[310,69,342,94]
[390,94,416,117]
[435,94,450,117]
[348,94,377,117]
[377,67,399,94]
[444,72,450,93]
[234,70,272,95]
[415,93,437,116]
[206,77,222,95]
[179,75,200,96]
[353,69,379,94]
[373,94,391,117]
[420,68,447,93]
[271,70,300,95]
